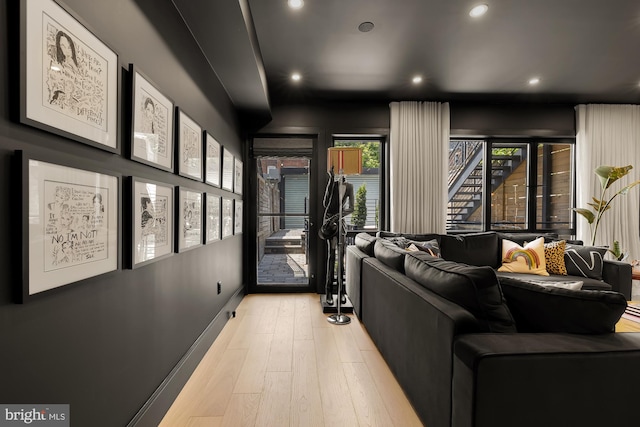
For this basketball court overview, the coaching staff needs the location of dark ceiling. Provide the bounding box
[176,0,640,115]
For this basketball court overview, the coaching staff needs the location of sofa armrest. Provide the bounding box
[452,332,640,427]
[602,259,632,300]
[345,245,371,318]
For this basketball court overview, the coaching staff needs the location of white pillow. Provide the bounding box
[497,237,549,276]
[534,280,583,290]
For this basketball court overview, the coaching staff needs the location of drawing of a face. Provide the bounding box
[55,31,78,67]
[60,37,72,60]
[144,98,155,120]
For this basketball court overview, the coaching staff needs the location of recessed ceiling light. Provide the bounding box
[469,4,488,18]
[291,72,301,82]
[528,77,541,85]
[412,76,423,84]
[358,22,375,32]
[288,0,304,10]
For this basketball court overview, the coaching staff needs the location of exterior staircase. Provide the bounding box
[447,141,526,229]
[264,229,305,254]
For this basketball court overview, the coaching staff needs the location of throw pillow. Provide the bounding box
[499,276,626,334]
[521,278,583,290]
[354,233,377,256]
[564,244,607,280]
[405,252,517,333]
[374,238,407,273]
[407,239,441,257]
[544,240,568,275]
[497,237,549,276]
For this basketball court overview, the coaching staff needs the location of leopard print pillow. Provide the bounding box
[544,240,567,275]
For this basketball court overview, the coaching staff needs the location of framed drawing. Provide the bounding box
[176,108,203,181]
[222,197,233,239]
[205,193,221,243]
[17,150,119,302]
[130,177,174,268]
[205,132,221,187]
[130,64,174,172]
[234,200,243,235]
[20,0,119,152]
[234,158,243,195]
[176,187,203,252]
[222,147,234,192]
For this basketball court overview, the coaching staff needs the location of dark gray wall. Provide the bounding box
[0,1,244,426]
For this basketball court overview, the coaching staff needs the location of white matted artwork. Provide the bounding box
[234,158,243,195]
[205,133,221,187]
[177,187,203,252]
[131,177,174,268]
[222,197,233,238]
[21,153,118,301]
[234,200,243,235]
[177,108,203,181]
[130,64,174,172]
[222,147,234,192]
[205,193,220,243]
[20,0,119,152]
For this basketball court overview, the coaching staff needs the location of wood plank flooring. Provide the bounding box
[160,293,423,427]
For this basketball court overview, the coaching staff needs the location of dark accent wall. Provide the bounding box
[450,102,576,137]
[0,1,243,426]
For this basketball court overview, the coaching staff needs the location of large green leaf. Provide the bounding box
[572,208,595,224]
[595,165,632,189]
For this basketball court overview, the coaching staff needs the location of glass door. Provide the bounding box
[256,156,311,287]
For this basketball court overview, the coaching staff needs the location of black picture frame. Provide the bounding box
[204,132,221,187]
[19,0,120,153]
[15,149,121,303]
[176,186,203,252]
[129,176,174,268]
[129,64,175,172]
[222,147,234,192]
[175,107,203,181]
[205,193,221,244]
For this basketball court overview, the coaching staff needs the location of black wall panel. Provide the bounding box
[0,1,243,426]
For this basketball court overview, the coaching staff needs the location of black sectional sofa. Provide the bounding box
[345,231,640,427]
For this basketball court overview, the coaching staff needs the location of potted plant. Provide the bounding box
[573,165,640,246]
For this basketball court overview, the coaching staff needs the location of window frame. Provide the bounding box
[332,135,387,233]
[449,137,576,236]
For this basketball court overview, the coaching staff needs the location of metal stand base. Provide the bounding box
[327,313,351,325]
[320,294,353,313]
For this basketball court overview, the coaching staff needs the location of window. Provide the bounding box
[448,139,574,236]
[333,138,383,231]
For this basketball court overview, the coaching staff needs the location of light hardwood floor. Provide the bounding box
[159,293,423,427]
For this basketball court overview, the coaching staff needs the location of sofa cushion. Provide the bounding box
[499,276,626,334]
[564,244,607,280]
[498,237,549,276]
[374,238,408,273]
[439,232,500,268]
[355,232,377,256]
[496,271,612,292]
[544,240,568,275]
[404,252,516,333]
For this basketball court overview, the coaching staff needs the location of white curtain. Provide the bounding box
[389,101,450,233]
[575,104,640,260]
